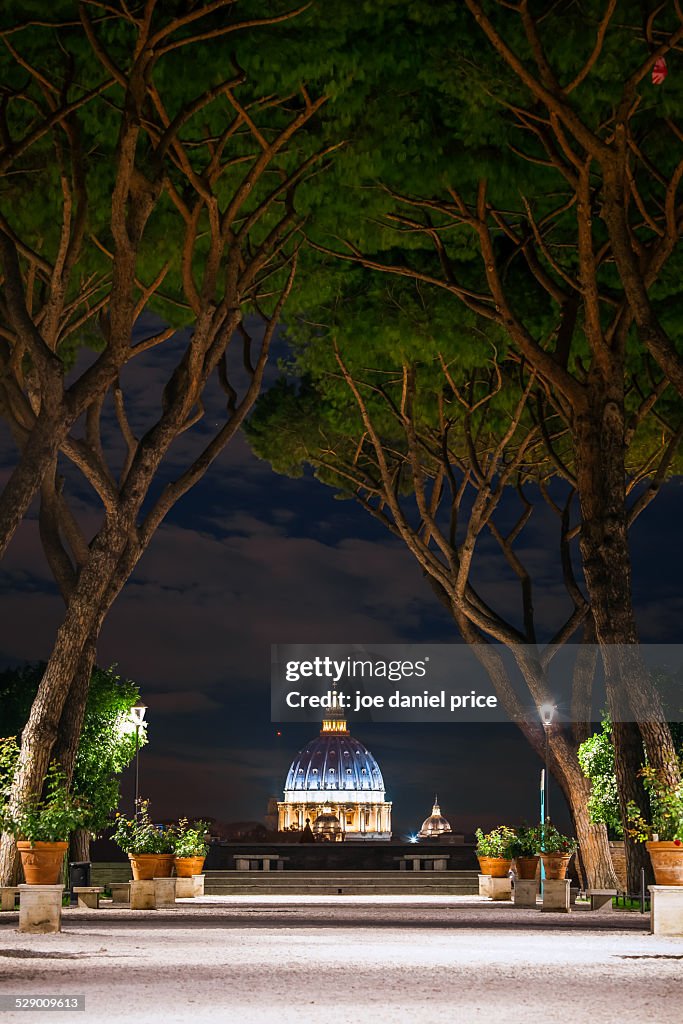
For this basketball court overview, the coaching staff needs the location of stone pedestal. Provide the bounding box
[153,877,176,907]
[175,875,204,898]
[514,879,539,907]
[649,885,683,936]
[488,876,512,901]
[18,884,63,933]
[110,882,130,904]
[129,880,155,910]
[542,878,571,913]
[478,873,492,898]
[175,877,195,898]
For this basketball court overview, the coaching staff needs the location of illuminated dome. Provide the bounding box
[278,713,391,840]
[418,797,452,838]
[284,729,385,794]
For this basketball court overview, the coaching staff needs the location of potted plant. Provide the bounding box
[537,822,577,879]
[173,819,210,877]
[475,826,516,877]
[154,825,176,878]
[0,763,88,885]
[627,763,683,886]
[111,801,169,880]
[509,825,541,880]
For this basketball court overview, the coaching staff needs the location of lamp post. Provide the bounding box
[538,703,556,823]
[130,701,147,816]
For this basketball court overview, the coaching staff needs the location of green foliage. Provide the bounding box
[72,667,147,835]
[580,705,683,840]
[0,763,89,843]
[173,818,210,858]
[111,801,169,855]
[508,825,541,859]
[577,719,624,838]
[475,825,517,859]
[0,664,146,836]
[538,822,577,855]
[0,737,19,809]
[627,761,683,843]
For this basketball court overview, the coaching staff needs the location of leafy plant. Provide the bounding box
[538,822,577,855]
[0,762,88,843]
[577,718,623,837]
[0,664,147,841]
[508,825,541,859]
[475,826,517,859]
[627,761,683,843]
[173,818,210,859]
[111,801,168,855]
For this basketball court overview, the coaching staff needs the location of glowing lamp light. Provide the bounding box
[130,701,147,727]
[409,834,419,844]
[539,703,556,727]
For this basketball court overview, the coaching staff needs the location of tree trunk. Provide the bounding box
[611,719,653,893]
[51,636,97,784]
[547,724,619,890]
[0,526,129,884]
[461,625,618,888]
[572,371,680,887]
[70,829,91,864]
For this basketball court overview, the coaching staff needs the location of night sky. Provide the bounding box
[0,314,681,839]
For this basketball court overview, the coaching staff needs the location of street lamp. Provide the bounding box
[538,703,556,822]
[130,701,147,816]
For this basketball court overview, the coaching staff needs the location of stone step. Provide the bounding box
[204,870,479,879]
[206,885,478,895]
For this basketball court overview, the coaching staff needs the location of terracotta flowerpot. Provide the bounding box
[540,852,572,880]
[646,841,683,886]
[17,841,68,885]
[128,853,160,880]
[174,856,205,877]
[154,854,175,877]
[514,855,540,880]
[477,856,512,878]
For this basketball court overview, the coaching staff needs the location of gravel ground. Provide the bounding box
[0,896,681,1024]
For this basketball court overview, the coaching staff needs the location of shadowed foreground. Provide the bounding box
[0,897,681,1023]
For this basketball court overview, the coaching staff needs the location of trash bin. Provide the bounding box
[69,861,91,905]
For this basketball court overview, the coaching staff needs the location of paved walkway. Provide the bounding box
[1,897,681,1023]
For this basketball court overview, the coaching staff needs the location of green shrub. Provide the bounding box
[475,825,516,858]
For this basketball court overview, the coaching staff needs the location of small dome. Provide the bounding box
[418,797,452,838]
[312,810,342,841]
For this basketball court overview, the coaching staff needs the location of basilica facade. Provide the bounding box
[277,713,392,840]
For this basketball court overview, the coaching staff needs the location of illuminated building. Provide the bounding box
[277,712,392,840]
[417,797,452,839]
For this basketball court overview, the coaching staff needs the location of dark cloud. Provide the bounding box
[0,327,680,834]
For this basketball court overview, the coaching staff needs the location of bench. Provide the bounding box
[394,855,450,872]
[109,882,131,904]
[72,886,104,909]
[233,855,289,871]
[0,886,20,911]
[589,888,617,912]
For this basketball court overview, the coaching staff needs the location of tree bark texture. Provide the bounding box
[573,373,680,785]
